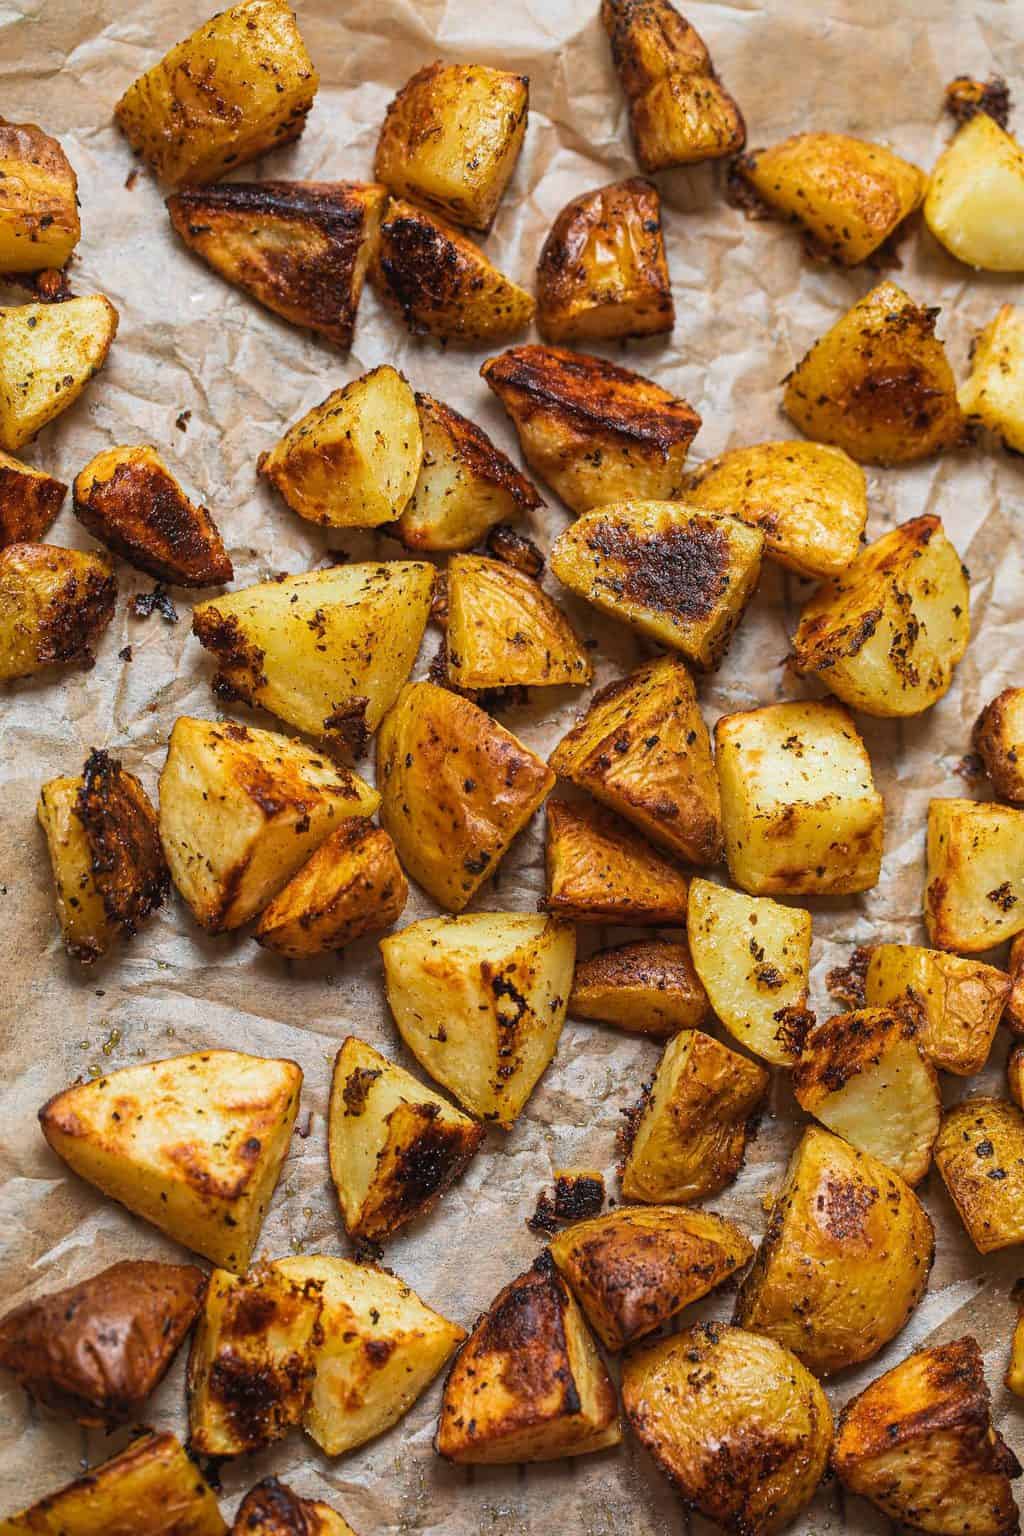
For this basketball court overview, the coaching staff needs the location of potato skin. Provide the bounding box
[569,939,709,1037]
[230,1479,358,1536]
[255,820,407,958]
[543,797,690,925]
[0,296,118,451]
[0,120,80,272]
[934,1097,1024,1255]
[925,797,1024,953]
[0,451,66,547]
[865,943,1009,1076]
[974,687,1024,803]
[1007,935,1024,1038]
[446,554,591,690]
[0,543,115,681]
[960,305,1024,451]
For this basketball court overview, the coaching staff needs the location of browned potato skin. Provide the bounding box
[569,939,709,1037]
[864,943,1009,1076]
[0,451,66,545]
[0,543,115,680]
[445,554,591,690]
[974,688,1024,804]
[934,1097,1024,1254]
[1009,936,1024,1037]
[0,120,80,273]
[72,748,169,945]
[255,820,407,958]
[1008,1043,1024,1109]
[230,1479,358,1536]
[536,178,674,343]
[543,797,690,925]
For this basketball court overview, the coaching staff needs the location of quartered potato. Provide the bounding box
[865,943,1010,1076]
[0,543,115,681]
[543,797,690,925]
[925,111,1024,272]
[39,1049,302,1272]
[925,797,1024,953]
[0,297,118,450]
[568,938,709,1037]
[255,820,407,958]
[114,0,319,187]
[960,306,1024,452]
[482,344,701,514]
[0,451,66,546]
[446,554,591,690]
[734,1126,934,1376]
[0,119,80,272]
[974,686,1024,802]
[934,1097,1024,1254]
[231,1479,359,1536]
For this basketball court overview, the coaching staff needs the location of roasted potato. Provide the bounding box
[536,178,673,343]
[783,280,963,465]
[0,296,117,451]
[328,1035,483,1242]
[231,1479,358,1536]
[568,938,709,1037]
[549,1206,751,1351]
[1008,1299,1024,1399]
[114,0,319,188]
[865,943,1009,1076]
[0,450,66,546]
[0,119,79,272]
[543,797,690,925]
[258,366,423,528]
[716,699,884,896]
[550,500,763,670]
[734,1126,934,1376]
[482,344,701,514]
[0,543,115,681]
[687,878,812,1066]
[159,718,378,932]
[925,111,1024,272]
[934,1097,1024,1254]
[255,820,407,958]
[167,180,387,349]
[960,306,1024,452]
[39,1048,301,1273]
[622,1323,832,1536]
[446,553,591,691]
[550,654,721,865]
[1008,935,1024,1037]
[437,1252,620,1463]
[834,1336,1021,1536]
[73,444,232,587]
[372,198,535,344]
[0,1260,205,1426]
[376,681,554,913]
[374,63,528,232]
[974,686,1024,802]
[685,439,867,580]
[275,1253,464,1456]
[924,797,1024,953]
[381,911,575,1128]
[529,1169,605,1232]
[620,1027,769,1204]
[1009,1043,1024,1107]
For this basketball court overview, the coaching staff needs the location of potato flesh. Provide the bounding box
[0,296,118,450]
[568,939,709,1037]
[925,797,1024,952]
[1008,1314,1024,1399]
[0,542,115,680]
[0,450,66,546]
[37,776,115,963]
[255,821,408,958]
[544,798,691,925]
[925,112,1024,272]
[934,1097,1024,1254]
[0,121,80,272]
[974,685,1024,801]
[865,943,1009,1075]
[446,554,591,689]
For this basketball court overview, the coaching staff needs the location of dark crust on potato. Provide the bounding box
[2,543,116,671]
[76,748,170,933]
[360,1102,485,1240]
[944,76,1012,129]
[826,945,872,1008]
[232,1476,331,1535]
[0,462,67,546]
[485,523,545,576]
[73,455,232,587]
[528,1173,605,1233]
[792,1006,918,1099]
[375,202,530,342]
[416,392,542,509]
[583,510,729,621]
[192,608,269,701]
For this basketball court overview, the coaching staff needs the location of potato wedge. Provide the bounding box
[622,1323,832,1536]
[1009,1044,1024,1108]
[437,1253,620,1463]
[924,797,1024,952]
[39,1049,301,1273]
[974,686,1024,802]
[0,543,115,681]
[0,120,80,272]
[734,1126,934,1375]
[328,1035,482,1242]
[255,820,407,958]
[0,450,66,546]
[446,554,591,691]
[114,0,318,188]
[1008,936,1024,1037]
[569,939,708,1036]
[925,111,1024,271]
[482,344,700,514]
[0,296,117,451]
[1009,1298,1024,1399]
[934,1097,1024,1254]
[231,1479,358,1536]
[865,943,1009,1075]
[960,305,1024,452]
[544,798,690,925]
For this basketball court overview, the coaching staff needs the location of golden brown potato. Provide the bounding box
[446,554,591,690]
[482,344,701,514]
[0,1260,205,1426]
[1009,1044,1024,1108]
[716,699,884,896]
[114,0,318,188]
[231,1479,358,1536]
[327,1035,482,1242]
[1008,1304,1024,1400]
[1008,936,1024,1037]
[381,912,575,1128]
[0,451,66,546]
[974,687,1024,802]
[0,543,115,681]
[167,181,386,349]
[865,943,1009,1076]
[0,296,118,451]
[536,178,673,343]
[622,1323,832,1536]
[783,280,963,465]
[0,120,79,272]
[834,1336,1021,1536]
[569,938,708,1037]
[377,681,554,913]
[734,1126,934,1376]
[373,197,534,344]
[158,718,378,932]
[934,1097,1024,1254]
[437,1253,620,1463]
[255,820,407,958]
[549,1206,751,1351]
[960,305,1024,451]
[924,797,1024,953]
[925,111,1024,272]
[374,63,528,233]
[550,500,763,669]
[543,797,690,925]
[39,1049,301,1273]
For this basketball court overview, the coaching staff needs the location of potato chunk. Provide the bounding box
[1010,1043,1024,1108]
[716,699,884,896]
[687,879,812,1066]
[620,1028,769,1204]
[551,501,763,669]
[1007,936,1024,1037]
[0,450,65,546]
[255,821,407,958]
[960,304,1024,452]
[974,686,1024,801]
[569,939,709,1037]
[925,111,1024,271]
[446,554,591,690]
[934,1097,1024,1254]
[482,344,700,514]
[39,1049,301,1273]
[437,1253,620,1463]
[374,63,528,232]
[377,681,554,912]
[734,1126,934,1375]
[783,280,963,464]
[834,1336,1021,1536]
[114,0,318,188]
[865,944,1009,1075]
[382,912,574,1128]
[1008,1302,1024,1400]
[544,798,690,925]
[258,366,422,527]
[231,1480,358,1536]
[924,797,1024,952]
[549,1206,751,1351]
[0,120,80,272]
[158,718,378,932]
[0,543,115,681]
[622,1323,832,1536]
[0,296,118,450]
[327,1035,482,1242]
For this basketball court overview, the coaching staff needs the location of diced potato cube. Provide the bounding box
[0,120,79,272]
[569,939,709,1037]
[0,450,66,546]
[974,686,1024,802]
[543,798,690,925]
[0,296,117,450]
[960,305,1024,451]
[925,111,1024,272]
[0,542,115,681]
[254,820,407,958]
[446,553,591,690]
[865,943,1009,1075]
[934,1096,1024,1254]
[924,797,1024,953]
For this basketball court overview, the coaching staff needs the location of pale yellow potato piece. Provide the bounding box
[446,554,591,690]
[924,797,1024,953]
[0,297,117,450]
[960,306,1024,451]
[865,943,1009,1075]
[925,112,1024,272]
[934,1097,1024,1254]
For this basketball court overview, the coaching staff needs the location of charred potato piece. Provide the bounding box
[0,450,66,546]
[328,1035,482,1242]
[381,912,574,1128]
[569,939,708,1037]
[0,296,117,451]
[255,820,407,958]
[374,63,528,233]
[734,1126,934,1376]
[39,1049,301,1273]
[783,280,963,465]
[622,1323,832,1536]
[544,797,690,925]
[960,306,1024,451]
[482,344,700,514]
[1008,936,1024,1037]
[934,1097,1024,1254]
[974,686,1024,802]
[924,797,1024,953]
[167,180,387,349]
[620,1028,769,1204]
[865,943,1009,1076]
[925,111,1024,272]
[0,543,115,680]
[834,1336,1021,1536]
[114,0,318,188]
[446,554,591,690]
[437,1253,620,1463]
[0,120,79,272]
[231,1479,358,1536]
